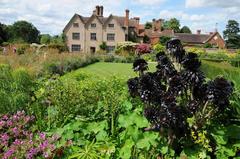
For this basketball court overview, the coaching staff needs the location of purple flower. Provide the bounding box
[39,133,46,140]
[3,148,15,159]
[12,127,19,136]
[7,120,13,127]
[26,148,38,159]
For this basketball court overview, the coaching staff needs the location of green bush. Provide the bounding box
[42,56,99,76]
[153,43,165,53]
[32,74,128,130]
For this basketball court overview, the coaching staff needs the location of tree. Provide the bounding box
[50,34,65,44]
[145,22,152,29]
[180,26,192,33]
[223,20,240,49]
[159,36,171,45]
[163,18,180,33]
[0,22,8,44]
[40,34,51,44]
[8,21,40,43]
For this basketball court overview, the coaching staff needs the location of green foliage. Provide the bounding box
[159,36,171,45]
[153,43,165,52]
[42,56,98,76]
[163,18,180,33]
[180,26,192,33]
[204,43,213,48]
[7,20,40,43]
[40,34,51,44]
[144,22,152,29]
[0,22,8,44]
[99,41,107,50]
[143,35,150,43]
[0,65,34,113]
[48,43,68,53]
[223,20,240,49]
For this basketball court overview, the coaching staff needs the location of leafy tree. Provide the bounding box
[40,34,51,44]
[159,36,171,45]
[0,22,8,44]
[8,21,40,43]
[180,26,192,33]
[163,18,180,33]
[144,22,152,29]
[223,20,240,49]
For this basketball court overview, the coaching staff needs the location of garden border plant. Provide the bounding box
[127,38,239,158]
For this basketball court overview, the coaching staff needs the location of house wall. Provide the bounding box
[64,16,85,52]
[85,18,103,53]
[103,18,125,49]
[207,33,225,49]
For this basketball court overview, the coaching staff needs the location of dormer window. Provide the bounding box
[91,23,96,28]
[73,23,79,27]
[108,24,114,28]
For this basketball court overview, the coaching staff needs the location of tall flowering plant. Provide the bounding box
[0,111,59,159]
[127,39,234,153]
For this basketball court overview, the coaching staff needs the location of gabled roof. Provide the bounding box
[63,14,86,32]
[63,13,138,32]
[174,33,213,44]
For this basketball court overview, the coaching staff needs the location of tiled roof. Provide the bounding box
[145,29,174,38]
[77,14,137,27]
[174,33,212,44]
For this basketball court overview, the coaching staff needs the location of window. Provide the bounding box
[72,33,80,40]
[107,46,115,52]
[107,33,115,41]
[91,23,96,28]
[73,23,79,27]
[90,33,97,40]
[71,45,81,52]
[108,24,114,28]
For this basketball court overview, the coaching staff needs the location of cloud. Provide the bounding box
[185,0,240,9]
[132,0,166,5]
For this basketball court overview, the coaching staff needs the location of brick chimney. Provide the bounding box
[133,17,140,33]
[155,19,163,31]
[95,5,100,16]
[197,29,201,34]
[99,6,103,17]
[152,19,156,32]
[124,9,129,27]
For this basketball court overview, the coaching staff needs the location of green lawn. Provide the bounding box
[64,62,157,79]
[64,61,240,88]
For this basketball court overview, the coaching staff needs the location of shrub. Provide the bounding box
[153,43,165,53]
[32,75,127,130]
[99,42,107,50]
[135,43,151,55]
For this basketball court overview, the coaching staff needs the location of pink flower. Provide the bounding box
[39,133,46,140]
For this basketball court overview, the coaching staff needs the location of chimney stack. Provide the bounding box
[124,9,129,27]
[152,19,156,32]
[155,19,162,31]
[134,17,140,32]
[95,6,100,16]
[99,6,103,17]
[197,29,201,34]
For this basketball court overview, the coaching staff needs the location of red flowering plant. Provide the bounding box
[135,43,151,56]
[0,111,61,159]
